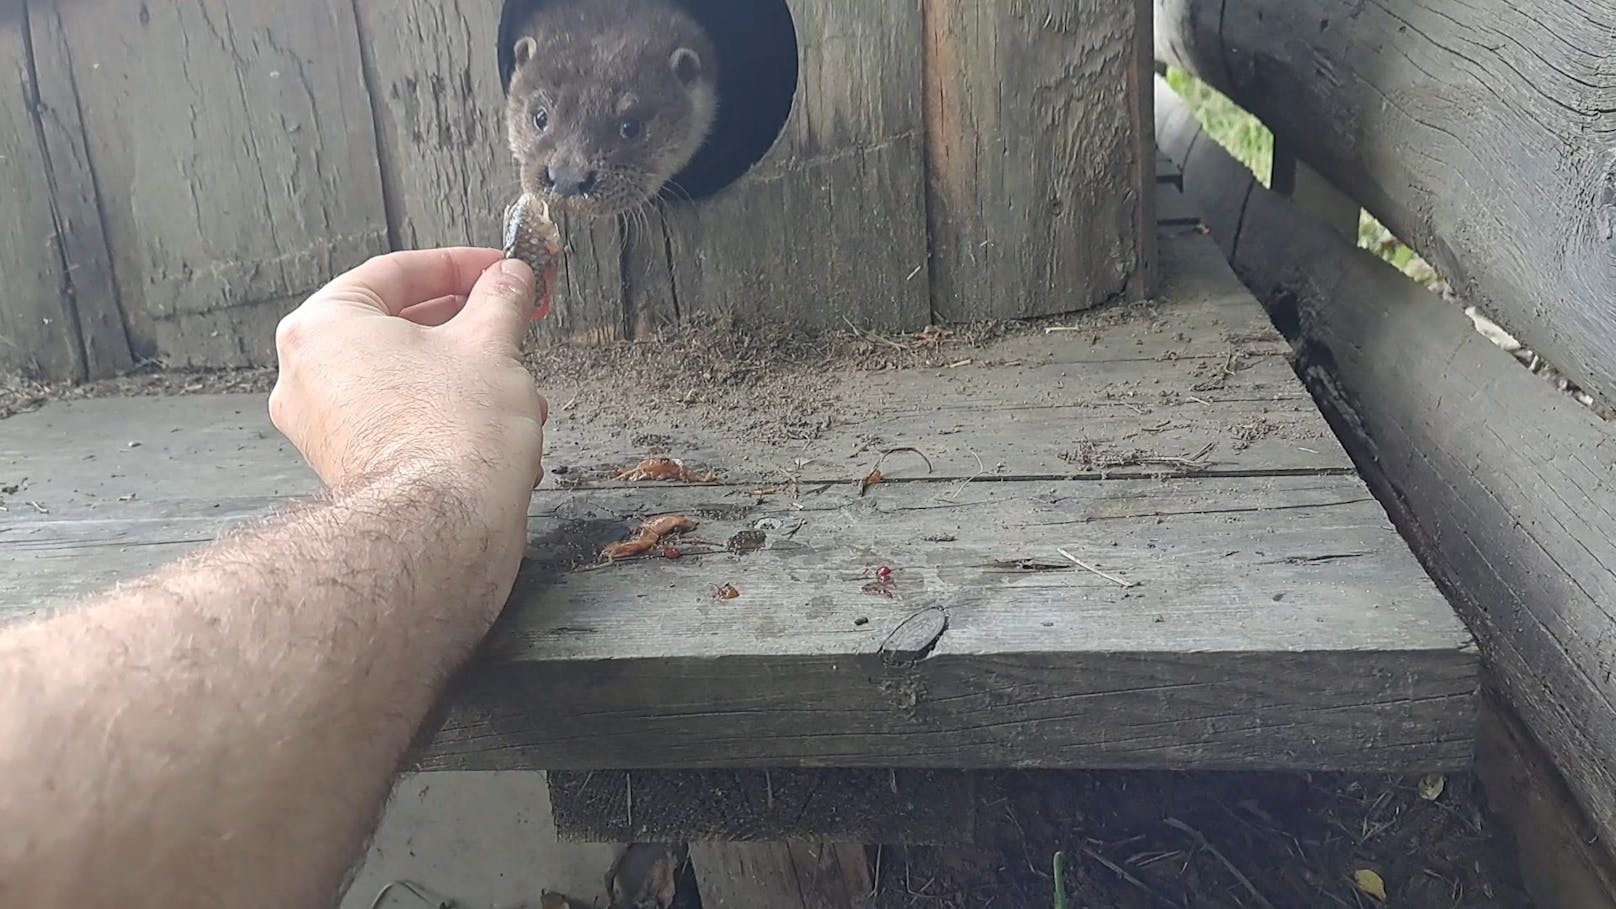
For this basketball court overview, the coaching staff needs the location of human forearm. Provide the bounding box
[0,464,521,907]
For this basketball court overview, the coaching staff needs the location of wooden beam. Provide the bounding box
[1154,0,1616,407]
[1158,72,1616,875]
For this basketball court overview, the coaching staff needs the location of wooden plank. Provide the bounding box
[1154,0,1616,407]
[1478,691,1616,909]
[621,0,931,337]
[1158,72,1616,862]
[689,842,872,909]
[0,237,1355,522]
[547,769,974,845]
[50,0,390,368]
[0,7,86,382]
[13,1,133,378]
[923,0,1154,321]
[4,474,1477,771]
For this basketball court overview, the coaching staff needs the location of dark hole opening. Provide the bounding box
[497,0,798,203]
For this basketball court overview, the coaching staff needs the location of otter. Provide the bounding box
[504,0,718,219]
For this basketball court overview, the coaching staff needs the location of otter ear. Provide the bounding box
[670,47,703,86]
[514,36,539,67]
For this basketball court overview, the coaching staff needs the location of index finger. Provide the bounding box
[315,247,505,316]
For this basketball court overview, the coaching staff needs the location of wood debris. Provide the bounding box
[613,456,718,483]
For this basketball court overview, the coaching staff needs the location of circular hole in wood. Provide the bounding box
[497,0,798,205]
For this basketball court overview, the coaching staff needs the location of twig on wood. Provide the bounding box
[1164,817,1275,909]
[1044,325,1088,334]
[1057,548,1140,588]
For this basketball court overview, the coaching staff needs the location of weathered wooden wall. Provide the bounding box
[0,0,1155,380]
[1156,72,1616,880]
[1154,0,1616,408]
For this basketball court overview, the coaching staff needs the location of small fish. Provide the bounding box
[502,191,563,321]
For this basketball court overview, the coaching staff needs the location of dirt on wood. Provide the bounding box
[871,769,1534,909]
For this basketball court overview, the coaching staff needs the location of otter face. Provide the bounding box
[506,24,717,220]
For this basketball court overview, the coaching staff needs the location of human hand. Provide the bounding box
[268,248,548,541]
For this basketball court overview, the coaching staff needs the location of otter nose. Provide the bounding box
[543,166,598,197]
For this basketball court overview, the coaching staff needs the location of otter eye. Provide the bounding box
[618,117,643,141]
[532,108,549,131]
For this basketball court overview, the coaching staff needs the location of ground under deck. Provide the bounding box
[0,214,1478,775]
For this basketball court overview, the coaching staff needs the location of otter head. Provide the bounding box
[506,9,717,220]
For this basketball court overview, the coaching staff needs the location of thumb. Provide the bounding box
[453,258,536,347]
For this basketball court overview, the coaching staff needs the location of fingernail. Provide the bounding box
[500,258,534,280]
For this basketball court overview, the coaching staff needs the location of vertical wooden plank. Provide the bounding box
[351,0,622,344]
[631,0,931,336]
[923,0,1153,321]
[26,0,134,376]
[690,842,872,909]
[1,6,85,382]
[53,0,390,369]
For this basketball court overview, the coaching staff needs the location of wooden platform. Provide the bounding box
[0,211,1478,776]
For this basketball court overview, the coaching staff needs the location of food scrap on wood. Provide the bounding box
[599,514,698,562]
[860,565,898,598]
[614,456,718,483]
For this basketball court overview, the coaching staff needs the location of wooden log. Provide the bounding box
[689,842,872,909]
[922,0,1155,320]
[47,0,390,369]
[1157,72,1616,870]
[1154,0,1616,408]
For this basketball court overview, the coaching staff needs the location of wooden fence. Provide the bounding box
[0,0,1157,383]
[1154,0,1616,882]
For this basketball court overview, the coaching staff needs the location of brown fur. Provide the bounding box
[506,0,718,219]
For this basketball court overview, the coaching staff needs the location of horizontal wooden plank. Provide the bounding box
[3,474,1476,771]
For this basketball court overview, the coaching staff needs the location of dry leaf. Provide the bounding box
[859,468,884,496]
[1418,773,1446,801]
[715,583,740,600]
[1353,869,1387,902]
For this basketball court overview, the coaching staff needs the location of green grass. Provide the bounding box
[1162,67,1443,291]
[1053,851,1071,909]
